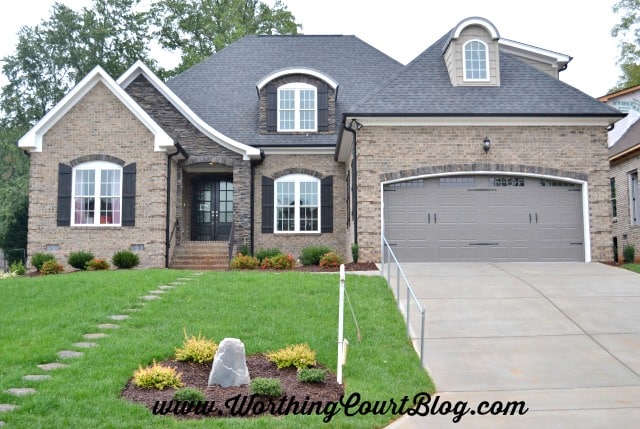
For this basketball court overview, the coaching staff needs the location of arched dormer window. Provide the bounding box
[71,161,123,226]
[278,83,317,132]
[464,40,489,81]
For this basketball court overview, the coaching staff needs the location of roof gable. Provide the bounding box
[19,65,173,153]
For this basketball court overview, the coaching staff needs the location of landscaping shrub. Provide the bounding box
[40,259,64,275]
[297,368,326,383]
[261,253,296,270]
[68,251,95,270]
[266,343,317,369]
[112,250,140,269]
[319,252,343,268]
[623,244,636,263]
[175,330,218,363]
[230,254,259,269]
[86,258,110,271]
[256,247,282,263]
[133,360,183,390]
[173,387,205,402]
[31,252,55,271]
[9,260,26,275]
[300,245,332,266]
[351,243,359,263]
[250,378,283,397]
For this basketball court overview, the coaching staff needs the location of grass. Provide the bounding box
[621,263,640,273]
[0,270,433,428]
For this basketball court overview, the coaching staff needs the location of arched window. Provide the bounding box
[274,174,320,232]
[463,40,489,81]
[278,83,317,132]
[71,161,122,226]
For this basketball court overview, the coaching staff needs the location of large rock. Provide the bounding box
[208,338,250,387]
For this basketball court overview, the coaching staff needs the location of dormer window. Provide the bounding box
[464,40,489,81]
[278,83,317,132]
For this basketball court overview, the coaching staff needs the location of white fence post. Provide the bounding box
[337,264,345,385]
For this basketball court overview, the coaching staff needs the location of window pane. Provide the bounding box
[276,182,295,205]
[101,169,121,197]
[299,181,318,206]
[100,197,120,225]
[277,207,295,231]
[299,207,318,231]
[75,170,95,196]
[74,197,94,224]
[465,41,487,80]
[280,110,295,130]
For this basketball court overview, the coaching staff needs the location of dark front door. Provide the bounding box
[192,175,233,241]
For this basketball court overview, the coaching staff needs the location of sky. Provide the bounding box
[0,0,624,98]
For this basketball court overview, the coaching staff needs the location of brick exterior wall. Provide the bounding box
[254,153,347,260]
[350,125,612,262]
[610,153,640,262]
[27,81,168,269]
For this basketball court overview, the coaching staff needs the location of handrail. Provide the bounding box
[227,223,235,266]
[169,221,178,247]
[381,236,426,367]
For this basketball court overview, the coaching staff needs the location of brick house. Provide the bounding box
[19,17,623,269]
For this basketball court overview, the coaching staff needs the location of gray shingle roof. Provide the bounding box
[350,32,623,117]
[166,35,403,147]
[610,118,640,158]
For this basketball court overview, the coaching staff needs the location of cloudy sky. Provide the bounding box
[0,0,624,98]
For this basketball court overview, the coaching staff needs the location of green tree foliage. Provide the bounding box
[612,0,640,90]
[0,0,157,129]
[153,0,301,76]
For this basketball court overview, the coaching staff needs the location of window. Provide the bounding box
[463,40,489,81]
[630,172,639,225]
[611,178,617,219]
[274,174,319,232]
[278,83,317,131]
[490,177,524,187]
[72,161,122,226]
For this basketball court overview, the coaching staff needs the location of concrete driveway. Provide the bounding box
[387,262,640,428]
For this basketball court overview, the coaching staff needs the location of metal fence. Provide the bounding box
[381,236,426,367]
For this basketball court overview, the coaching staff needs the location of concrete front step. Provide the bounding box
[170,242,230,270]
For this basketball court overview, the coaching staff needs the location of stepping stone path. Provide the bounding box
[0,404,19,412]
[6,388,36,397]
[57,350,83,359]
[84,333,108,339]
[158,285,175,290]
[72,342,98,348]
[141,295,159,300]
[108,315,130,321]
[37,363,69,371]
[149,290,165,294]
[169,282,185,286]
[22,375,51,381]
[97,323,120,329]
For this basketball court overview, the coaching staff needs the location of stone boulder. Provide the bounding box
[208,338,250,387]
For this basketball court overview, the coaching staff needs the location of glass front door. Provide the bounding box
[192,175,233,241]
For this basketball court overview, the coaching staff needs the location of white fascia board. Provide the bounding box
[19,65,173,153]
[118,61,262,160]
[347,116,620,127]
[261,146,335,155]
[256,68,339,92]
[499,39,572,65]
[453,17,500,39]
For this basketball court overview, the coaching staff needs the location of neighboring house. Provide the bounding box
[599,84,640,146]
[19,17,623,269]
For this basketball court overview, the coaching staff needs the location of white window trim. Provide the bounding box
[277,83,317,132]
[463,39,490,82]
[274,174,321,233]
[630,171,640,226]
[71,160,123,227]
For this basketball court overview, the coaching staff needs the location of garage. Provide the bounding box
[383,175,585,262]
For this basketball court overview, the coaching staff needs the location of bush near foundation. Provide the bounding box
[68,251,95,270]
[112,250,140,269]
[300,245,332,266]
[31,252,55,272]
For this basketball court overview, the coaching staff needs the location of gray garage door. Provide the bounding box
[383,175,584,262]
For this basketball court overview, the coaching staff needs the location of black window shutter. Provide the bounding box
[262,176,274,233]
[317,83,328,131]
[57,163,72,226]
[122,163,136,226]
[321,175,333,233]
[266,84,277,132]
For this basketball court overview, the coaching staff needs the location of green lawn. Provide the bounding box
[0,270,433,428]
[622,263,640,274]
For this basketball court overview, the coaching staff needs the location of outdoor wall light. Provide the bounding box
[483,137,491,153]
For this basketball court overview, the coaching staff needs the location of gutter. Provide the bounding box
[250,150,265,255]
[342,119,358,245]
[165,141,189,268]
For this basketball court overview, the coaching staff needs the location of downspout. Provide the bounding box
[250,150,265,255]
[343,120,358,245]
[165,141,189,268]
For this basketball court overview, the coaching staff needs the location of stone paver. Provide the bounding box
[141,295,159,300]
[97,323,120,329]
[148,290,165,294]
[22,375,52,381]
[83,333,108,339]
[158,285,175,290]
[37,363,69,371]
[0,420,5,426]
[0,404,19,412]
[57,350,83,359]
[169,282,185,286]
[6,388,36,397]
[72,342,98,348]
[108,315,130,321]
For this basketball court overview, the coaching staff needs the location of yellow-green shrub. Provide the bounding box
[133,360,183,390]
[266,343,317,369]
[319,252,343,268]
[175,330,218,363]
[230,254,259,269]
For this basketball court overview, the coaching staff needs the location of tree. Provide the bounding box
[153,0,301,76]
[612,0,640,90]
[0,0,157,130]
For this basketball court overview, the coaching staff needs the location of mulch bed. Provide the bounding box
[121,354,345,419]
[293,262,378,272]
